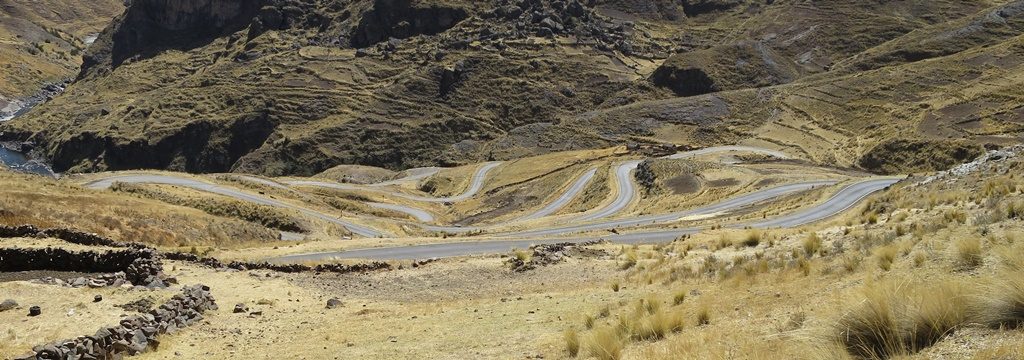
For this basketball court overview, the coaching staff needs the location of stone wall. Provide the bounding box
[14,285,217,360]
[163,252,391,274]
[0,225,144,249]
[0,247,169,287]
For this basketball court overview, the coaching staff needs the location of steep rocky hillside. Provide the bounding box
[0,0,123,115]
[1,0,1020,175]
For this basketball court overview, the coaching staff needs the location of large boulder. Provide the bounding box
[651,41,798,96]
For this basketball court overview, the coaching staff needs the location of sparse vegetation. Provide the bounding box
[696,305,711,326]
[564,329,580,357]
[876,245,898,271]
[953,237,983,269]
[3,1,1024,356]
[673,291,686,306]
[739,231,762,248]
[619,247,638,270]
[513,248,533,263]
[803,232,822,257]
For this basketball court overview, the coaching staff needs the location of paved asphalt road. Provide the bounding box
[268,178,899,262]
[276,146,788,229]
[574,161,642,222]
[665,145,791,160]
[282,162,502,223]
[84,175,388,238]
[519,168,598,221]
[740,178,901,228]
[369,167,441,187]
[367,202,434,222]
[499,180,838,238]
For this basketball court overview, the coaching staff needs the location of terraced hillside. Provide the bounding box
[1,0,1020,176]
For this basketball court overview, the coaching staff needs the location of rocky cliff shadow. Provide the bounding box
[81,0,264,74]
[350,0,468,48]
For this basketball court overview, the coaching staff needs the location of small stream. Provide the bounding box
[0,82,65,177]
[0,145,56,177]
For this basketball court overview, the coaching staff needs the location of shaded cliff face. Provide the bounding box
[351,0,468,47]
[83,0,264,76]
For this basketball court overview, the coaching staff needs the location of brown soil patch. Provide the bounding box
[665,174,702,194]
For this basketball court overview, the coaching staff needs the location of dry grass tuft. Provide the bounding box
[973,271,1024,329]
[619,247,638,270]
[834,280,968,359]
[585,326,623,360]
[912,251,927,267]
[842,253,863,273]
[1005,200,1023,220]
[953,237,983,269]
[804,232,823,257]
[876,245,898,271]
[673,291,686,306]
[696,304,711,326]
[564,328,580,357]
[739,231,762,247]
[513,248,533,263]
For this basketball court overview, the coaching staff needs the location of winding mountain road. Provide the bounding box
[740,178,900,228]
[367,202,434,222]
[77,145,899,262]
[500,180,838,238]
[665,145,791,160]
[574,161,642,222]
[519,168,598,221]
[270,178,899,262]
[84,175,388,238]
[369,167,441,187]
[287,162,501,203]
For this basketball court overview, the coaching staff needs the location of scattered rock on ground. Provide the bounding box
[0,298,18,312]
[506,241,609,272]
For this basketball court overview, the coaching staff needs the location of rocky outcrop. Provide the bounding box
[506,241,608,272]
[859,139,986,175]
[635,159,657,194]
[593,0,686,20]
[651,41,798,96]
[14,285,217,360]
[350,0,469,48]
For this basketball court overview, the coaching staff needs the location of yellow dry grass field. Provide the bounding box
[0,170,277,247]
